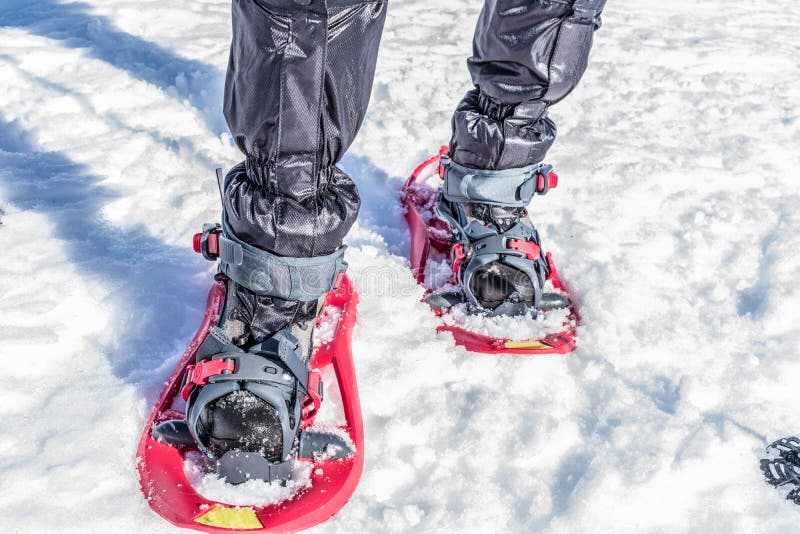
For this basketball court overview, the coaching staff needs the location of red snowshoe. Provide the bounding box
[136,267,363,532]
[402,146,578,355]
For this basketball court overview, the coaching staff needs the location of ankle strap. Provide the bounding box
[194,214,348,302]
[439,155,557,207]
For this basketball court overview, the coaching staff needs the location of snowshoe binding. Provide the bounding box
[137,172,364,533]
[761,437,800,505]
[402,147,578,355]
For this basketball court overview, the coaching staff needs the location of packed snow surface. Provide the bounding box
[441,301,573,342]
[1,1,800,533]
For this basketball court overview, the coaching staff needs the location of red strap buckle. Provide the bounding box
[181,359,235,401]
[536,171,558,194]
[301,370,323,426]
[438,153,452,179]
[451,243,466,280]
[193,229,220,259]
[507,239,541,261]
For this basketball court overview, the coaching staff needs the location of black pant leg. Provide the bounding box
[450,0,606,171]
[220,0,387,341]
[223,0,387,258]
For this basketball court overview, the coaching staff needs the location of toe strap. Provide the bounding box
[453,221,550,310]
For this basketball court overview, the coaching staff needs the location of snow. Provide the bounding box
[441,302,573,342]
[314,306,343,347]
[1,0,800,533]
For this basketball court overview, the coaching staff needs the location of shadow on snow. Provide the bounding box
[0,117,209,398]
[0,0,226,135]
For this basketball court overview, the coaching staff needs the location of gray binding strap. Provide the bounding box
[299,431,353,460]
[195,326,237,362]
[216,431,355,484]
[435,198,467,239]
[441,155,545,207]
[216,451,293,485]
[250,328,310,392]
[218,214,347,301]
[186,379,240,458]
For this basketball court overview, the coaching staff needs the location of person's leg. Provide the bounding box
[222,0,387,343]
[451,0,605,170]
[189,0,387,462]
[441,0,605,313]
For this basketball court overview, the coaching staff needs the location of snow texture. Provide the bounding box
[314,306,343,348]
[1,0,800,532]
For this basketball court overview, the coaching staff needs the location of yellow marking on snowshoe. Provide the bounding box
[505,339,552,350]
[194,504,263,530]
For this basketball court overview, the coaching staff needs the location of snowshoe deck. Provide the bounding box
[136,276,363,533]
[402,146,578,355]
